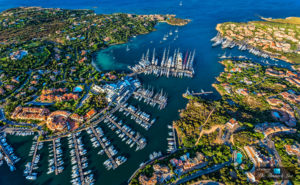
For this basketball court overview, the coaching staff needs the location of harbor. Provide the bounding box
[211,33,277,59]
[89,126,119,170]
[128,48,196,78]
[68,133,94,185]
[133,86,168,110]
[120,103,155,130]
[0,133,19,172]
[47,138,64,175]
[24,136,43,180]
[106,115,147,151]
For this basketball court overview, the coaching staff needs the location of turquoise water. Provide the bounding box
[73,86,83,93]
[236,152,243,165]
[0,0,300,185]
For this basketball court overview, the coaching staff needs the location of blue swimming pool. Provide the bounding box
[73,86,83,92]
[236,152,243,164]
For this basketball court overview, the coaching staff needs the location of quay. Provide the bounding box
[106,116,146,150]
[71,134,85,183]
[90,126,118,169]
[52,140,58,175]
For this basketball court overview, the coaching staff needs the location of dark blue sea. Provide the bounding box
[0,0,299,185]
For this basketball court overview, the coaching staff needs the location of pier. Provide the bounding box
[71,134,85,183]
[89,104,121,126]
[90,126,118,169]
[121,105,152,128]
[107,116,146,150]
[0,143,15,167]
[133,87,167,110]
[29,140,39,175]
[52,140,58,175]
[183,88,213,98]
[129,48,196,78]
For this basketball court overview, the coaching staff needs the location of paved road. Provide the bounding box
[173,161,231,185]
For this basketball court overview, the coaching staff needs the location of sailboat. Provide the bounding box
[179,1,183,6]
[126,45,130,52]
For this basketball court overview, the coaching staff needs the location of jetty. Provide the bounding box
[129,48,196,78]
[29,140,39,175]
[0,143,15,169]
[52,140,58,175]
[71,134,84,183]
[183,88,213,98]
[133,87,167,110]
[120,104,152,129]
[90,126,118,169]
[107,116,146,151]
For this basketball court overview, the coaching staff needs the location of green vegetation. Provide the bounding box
[0,7,188,118]
[262,16,300,25]
[130,145,231,185]
[217,18,300,63]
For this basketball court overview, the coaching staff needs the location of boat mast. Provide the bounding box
[151,48,156,65]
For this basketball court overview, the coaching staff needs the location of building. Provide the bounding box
[11,106,50,121]
[46,111,82,132]
[226,118,238,129]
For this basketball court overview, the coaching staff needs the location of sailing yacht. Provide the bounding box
[179,1,183,6]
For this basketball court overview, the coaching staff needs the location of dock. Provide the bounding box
[128,48,196,78]
[133,88,167,110]
[29,140,39,175]
[52,140,58,175]
[121,105,151,127]
[90,126,118,169]
[71,134,85,183]
[107,116,146,150]
[183,88,213,98]
[89,104,121,126]
[0,143,15,167]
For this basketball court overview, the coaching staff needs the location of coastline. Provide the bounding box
[215,21,300,64]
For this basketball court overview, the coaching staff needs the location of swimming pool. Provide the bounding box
[73,86,83,92]
[236,152,243,164]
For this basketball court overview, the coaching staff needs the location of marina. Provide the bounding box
[106,115,147,151]
[133,86,168,110]
[0,133,19,172]
[47,138,64,175]
[167,124,177,153]
[211,33,276,59]
[129,48,196,78]
[89,126,119,170]
[120,103,154,130]
[24,136,43,180]
[68,133,95,185]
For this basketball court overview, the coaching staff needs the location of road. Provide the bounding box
[195,107,216,145]
[173,161,231,185]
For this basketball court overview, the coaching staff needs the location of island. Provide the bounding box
[0,7,190,183]
[211,17,300,64]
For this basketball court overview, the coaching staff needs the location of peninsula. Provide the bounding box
[211,17,300,64]
[130,58,300,184]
